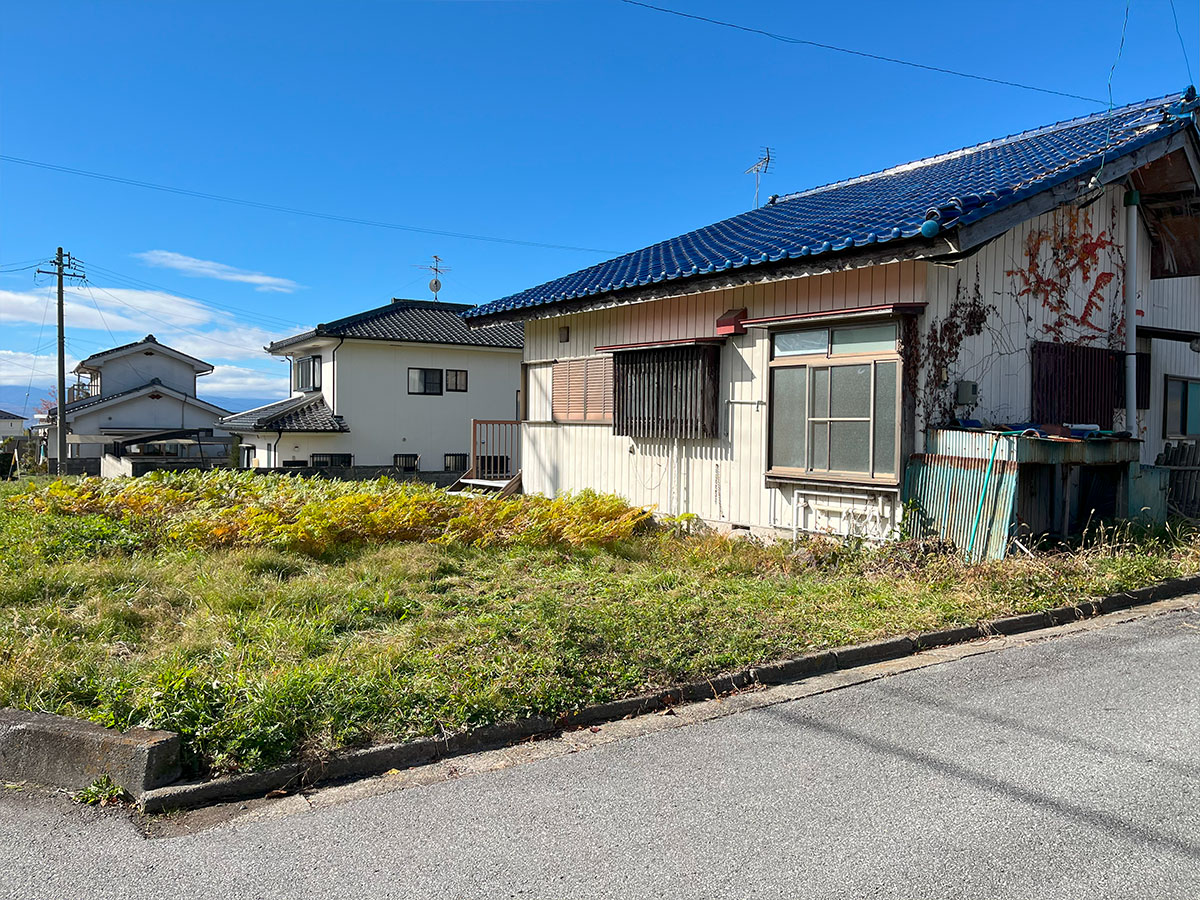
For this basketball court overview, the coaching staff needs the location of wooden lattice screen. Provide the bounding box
[612,345,721,439]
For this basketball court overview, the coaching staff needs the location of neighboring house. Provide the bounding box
[38,335,231,469]
[221,299,523,471]
[0,410,23,443]
[463,90,1200,551]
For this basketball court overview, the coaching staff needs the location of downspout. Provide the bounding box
[272,430,283,468]
[328,336,345,415]
[1124,189,1140,435]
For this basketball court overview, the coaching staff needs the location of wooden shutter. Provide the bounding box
[552,361,568,421]
[585,355,613,422]
[1031,341,1116,429]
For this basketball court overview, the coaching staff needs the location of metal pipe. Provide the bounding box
[1124,189,1140,434]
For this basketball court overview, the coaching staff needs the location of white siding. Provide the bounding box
[522,261,923,534]
[260,340,522,469]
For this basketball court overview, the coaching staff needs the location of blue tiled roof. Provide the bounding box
[465,90,1199,321]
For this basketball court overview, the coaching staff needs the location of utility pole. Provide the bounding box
[36,248,84,475]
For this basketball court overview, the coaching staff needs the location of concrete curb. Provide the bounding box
[35,573,1200,813]
[0,709,180,797]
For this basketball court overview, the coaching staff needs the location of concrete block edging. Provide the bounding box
[8,574,1200,813]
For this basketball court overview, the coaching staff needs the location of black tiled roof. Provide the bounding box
[0,409,22,420]
[77,334,212,371]
[220,395,348,433]
[269,300,523,352]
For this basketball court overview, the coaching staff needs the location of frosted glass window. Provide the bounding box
[773,329,828,357]
[873,362,897,475]
[829,422,870,473]
[810,422,829,470]
[770,367,807,469]
[769,323,902,480]
[831,323,897,355]
[829,365,871,419]
[812,367,830,417]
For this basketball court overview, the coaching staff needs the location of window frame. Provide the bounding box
[293,355,321,393]
[1163,375,1200,439]
[408,367,444,396]
[766,321,902,485]
[446,369,468,392]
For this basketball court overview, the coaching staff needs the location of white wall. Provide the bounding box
[260,340,522,468]
[93,351,198,397]
[47,392,229,459]
[522,260,925,535]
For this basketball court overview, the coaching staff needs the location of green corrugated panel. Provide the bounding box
[903,453,1019,563]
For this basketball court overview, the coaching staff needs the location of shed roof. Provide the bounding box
[269,299,523,352]
[464,89,1200,322]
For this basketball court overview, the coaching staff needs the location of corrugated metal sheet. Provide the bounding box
[904,432,1019,562]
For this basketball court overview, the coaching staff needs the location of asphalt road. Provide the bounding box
[3,604,1198,899]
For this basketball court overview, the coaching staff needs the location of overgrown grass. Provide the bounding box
[1,471,1196,778]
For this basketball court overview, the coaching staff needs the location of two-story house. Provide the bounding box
[39,335,231,474]
[221,298,523,472]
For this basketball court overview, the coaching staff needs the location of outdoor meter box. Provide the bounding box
[955,380,978,406]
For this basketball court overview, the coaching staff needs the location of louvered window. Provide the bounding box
[612,345,721,439]
[551,356,613,423]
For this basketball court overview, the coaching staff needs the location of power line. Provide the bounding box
[1168,0,1195,86]
[0,155,618,255]
[1096,1,1132,184]
[617,0,1105,104]
[20,293,53,416]
[83,280,281,357]
[78,261,305,332]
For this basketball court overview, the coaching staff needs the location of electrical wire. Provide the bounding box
[82,280,279,357]
[20,294,53,416]
[1168,0,1195,86]
[1095,1,1132,185]
[78,261,305,333]
[0,155,618,255]
[617,0,1104,104]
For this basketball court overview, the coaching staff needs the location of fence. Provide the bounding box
[470,419,520,479]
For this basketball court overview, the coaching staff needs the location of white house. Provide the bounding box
[221,298,523,471]
[0,410,23,444]
[38,335,231,473]
[463,90,1200,556]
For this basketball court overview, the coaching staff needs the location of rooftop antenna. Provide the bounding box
[745,147,774,207]
[412,255,451,301]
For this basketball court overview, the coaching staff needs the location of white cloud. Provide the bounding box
[135,250,301,293]
[162,326,292,363]
[0,350,67,387]
[202,364,290,398]
[0,285,218,332]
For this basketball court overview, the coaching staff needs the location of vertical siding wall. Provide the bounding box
[1144,275,1200,460]
[523,261,924,531]
[920,187,1189,464]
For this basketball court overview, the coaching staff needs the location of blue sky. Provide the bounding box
[1,0,1196,415]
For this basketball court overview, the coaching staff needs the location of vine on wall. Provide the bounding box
[1006,206,1125,347]
[903,274,994,429]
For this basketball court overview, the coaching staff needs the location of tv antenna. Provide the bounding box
[413,255,451,301]
[745,147,774,207]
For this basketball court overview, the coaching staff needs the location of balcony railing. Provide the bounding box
[470,419,520,480]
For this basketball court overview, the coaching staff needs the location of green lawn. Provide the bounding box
[0,471,1194,778]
